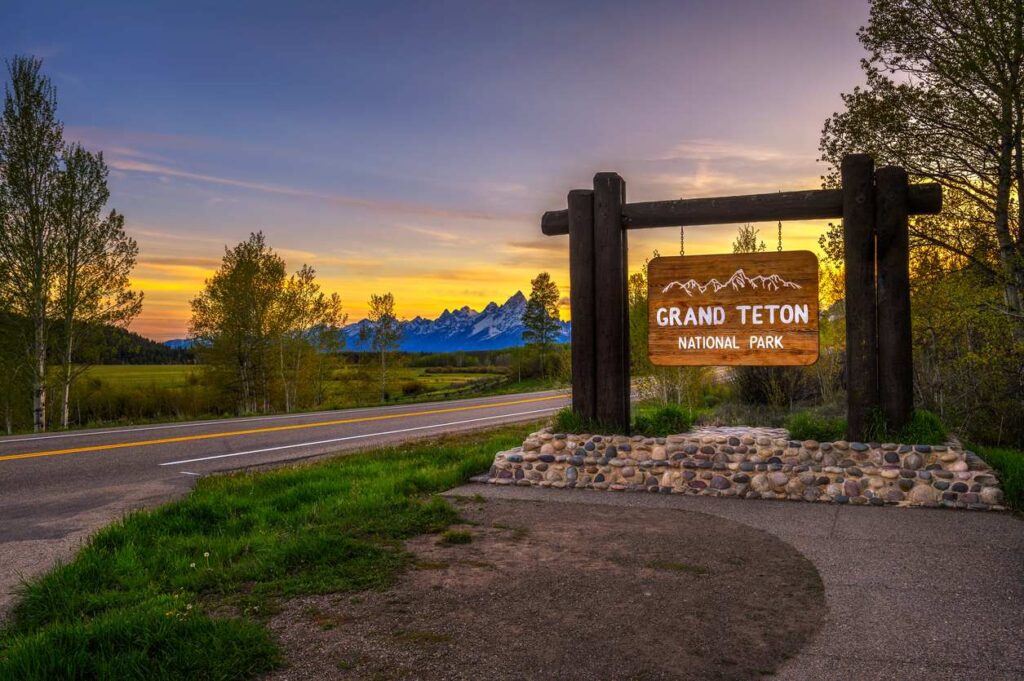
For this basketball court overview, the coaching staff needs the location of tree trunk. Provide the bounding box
[994,123,1024,325]
[61,316,74,429]
[32,314,47,432]
[380,350,386,402]
[61,349,71,429]
[278,340,290,413]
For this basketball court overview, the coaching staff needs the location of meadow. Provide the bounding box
[59,360,556,432]
[79,364,499,396]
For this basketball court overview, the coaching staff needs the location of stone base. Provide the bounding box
[483,429,1007,510]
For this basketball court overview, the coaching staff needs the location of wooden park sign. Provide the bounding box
[541,155,942,439]
[648,251,818,366]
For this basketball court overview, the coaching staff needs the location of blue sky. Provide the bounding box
[2,0,869,338]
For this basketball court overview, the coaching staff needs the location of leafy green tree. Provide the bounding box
[360,292,401,401]
[521,272,560,377]
[732,224,767,254]
[819,0,1024,326]
[0,56,63,431]
[53,144,142,428]
[190,232,286,414]
[272,265,345,412]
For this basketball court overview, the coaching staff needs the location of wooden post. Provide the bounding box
[568,189,596,422]
[592,173,630,431]
[841,154,878,441]
[875,166,913,432]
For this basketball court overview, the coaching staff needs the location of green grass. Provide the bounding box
[786,410,846,442]
[644,560,709,576]
[893,410,947,445]
[437,530,473,546]
[786,408,947,444]
[971,444,1024,511]
[0,425,534,681]
[552,402,696,437]
[81,364,199,388]
[632,403,696,437]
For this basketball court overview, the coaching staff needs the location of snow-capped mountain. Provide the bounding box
[662,269,802,296]
[341,291,571,352]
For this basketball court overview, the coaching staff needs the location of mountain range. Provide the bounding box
[164,291,571,353]
[661,268,802,296]
[341,291,570,352]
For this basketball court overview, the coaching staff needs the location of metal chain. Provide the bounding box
[680,225,685,256]
[777,220,783,252]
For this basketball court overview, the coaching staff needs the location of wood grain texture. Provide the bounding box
[593,173,630,430]
[842,154,878,441]
[876,166,914,431]
[568,189,597,420]
[541,184,941,235]
[647,251,819,366]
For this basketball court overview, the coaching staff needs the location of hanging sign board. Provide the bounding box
[648,251,819,366]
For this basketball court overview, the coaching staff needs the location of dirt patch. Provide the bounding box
[265,497,825,680]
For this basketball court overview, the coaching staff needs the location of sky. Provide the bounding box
[2,0,870,340]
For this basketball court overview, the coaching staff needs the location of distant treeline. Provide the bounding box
[0,312,193,365]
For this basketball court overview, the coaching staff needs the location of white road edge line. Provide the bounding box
[158,407,559,467]
[180,471,202,476]
[0,391,566,444]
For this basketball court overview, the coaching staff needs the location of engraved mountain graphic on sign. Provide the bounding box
[661,268,802,295]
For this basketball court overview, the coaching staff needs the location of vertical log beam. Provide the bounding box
[842,154,878,441]
[875,166,914,432]
[593,173,630,431]
[568,189,597,421]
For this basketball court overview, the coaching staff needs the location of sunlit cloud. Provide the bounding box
[401,225,460,243]
[651,139,798,164]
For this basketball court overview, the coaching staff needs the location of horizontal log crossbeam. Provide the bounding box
[541,184,942,235]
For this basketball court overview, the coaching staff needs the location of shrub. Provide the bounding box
[400,379,427,396]
[786,411,846,442]
[731,366,818,409]
[632,404,694,437]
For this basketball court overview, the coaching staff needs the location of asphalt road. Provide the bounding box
[0,389,567,613]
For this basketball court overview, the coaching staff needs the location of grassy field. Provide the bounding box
[80,364,495,393]
[80,364,200,388]
[0,424,537,680]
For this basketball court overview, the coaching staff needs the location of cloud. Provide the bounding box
[504,238,564,253]
[402,225,459,243]
[141,255,222,268]
[106,157,521,223]
[650,139,798,164]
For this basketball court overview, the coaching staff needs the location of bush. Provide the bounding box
[400,379,427,396]
[786,411,846,442]
[731,366,818,409]
[632,404,694,437]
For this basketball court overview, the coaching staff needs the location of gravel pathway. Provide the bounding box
[447,483,1024,681]
[265,497,826,680]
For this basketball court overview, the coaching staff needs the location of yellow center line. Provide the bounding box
[0,394,567,463]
